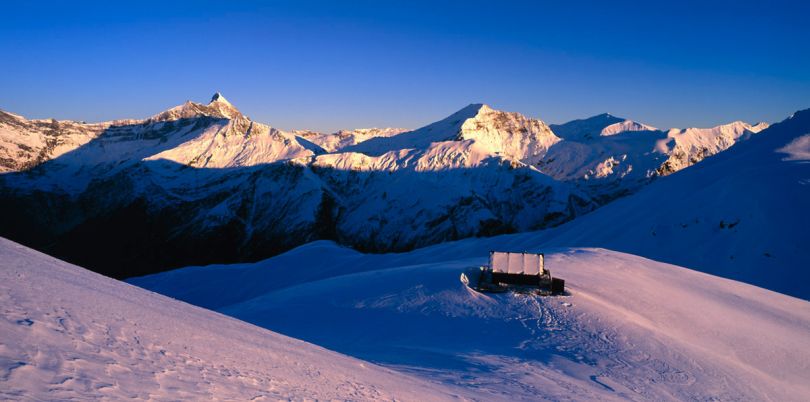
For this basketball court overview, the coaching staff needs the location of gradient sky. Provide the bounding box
[2,0,809,132]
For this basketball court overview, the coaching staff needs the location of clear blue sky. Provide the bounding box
[2,0,809,132]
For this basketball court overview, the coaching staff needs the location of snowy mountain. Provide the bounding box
[1,93,322,192]
[657,120,770,174]
[0,237,466,401]
[0,110,106,173]
[4,95,808,400]
[532,108,810,299]
[0,97,593,278]
[0,95,778,279]
[541,113,768,200]
[347,103,561,166]
[549,113,657,141]
[130,239,810,401]
[296,127,409,152]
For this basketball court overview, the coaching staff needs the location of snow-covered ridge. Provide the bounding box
[600,119,658,136]
[534,108,810,300]
[346,103,561,167]
[539,113,769,199]
[1,96,767,185]
[549,112,658,141]
[296,127,409,152]
[132,239,810,400]
[455,104,561,166]
[149,92,243,121]
[0,111,107,172]
[0,95,785,278]
[138,94,327,168]
[0,237,465,401]
[0,95,328,191]
[657,120,770,174]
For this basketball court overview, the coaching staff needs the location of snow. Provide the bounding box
[0,111,106,172]
[0,237,469,401]
[3,94,810,399]
[209,91,231,106]
[659,120,769,173]
[297,127,409,152]
[541,114,769,199]
[549,113,655,140]
[123,108,810,400]
[0,97,794,281]
[0,95,323,193]
[346,104,560,167]
[600,120,658,136]
[131,240,810,401]
[0,100,592,273]
[778,133,810,161]
[144,119,321,169]
[531,109,810,299]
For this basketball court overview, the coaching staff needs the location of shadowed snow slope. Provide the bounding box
[535,108,810,299]
[0,237,469,401]
[132,241,810,401]
[541,113,768,200]
[549,113,656,141]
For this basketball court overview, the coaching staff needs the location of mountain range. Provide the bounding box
[0,94,774,278]
[3,94,809,400]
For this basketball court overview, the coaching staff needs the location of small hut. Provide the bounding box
[462,251,565,295]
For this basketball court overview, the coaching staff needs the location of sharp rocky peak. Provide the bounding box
[210,92,232,106]
[151,93,243,122]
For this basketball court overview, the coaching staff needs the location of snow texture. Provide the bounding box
[534,108,810,299]
[132,240,810,401]
[0,95,794,280]
[0,237,469,401]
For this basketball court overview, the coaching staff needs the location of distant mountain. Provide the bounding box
[550,113,657,141]
[0,96,593,277]
[296,127,409,152]
[1,94,322,191]
[541,114,768,201]
[537,109,810,299]
[0,110,106,173]
[0,95,775,278]
[347,103,562,166]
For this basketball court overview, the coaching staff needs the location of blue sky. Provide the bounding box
[2,0,809,131]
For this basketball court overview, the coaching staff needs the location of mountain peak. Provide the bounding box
[149,93,242,122]
[551,113,657,140]
[210,92,231,106]
[588,113,624,123]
